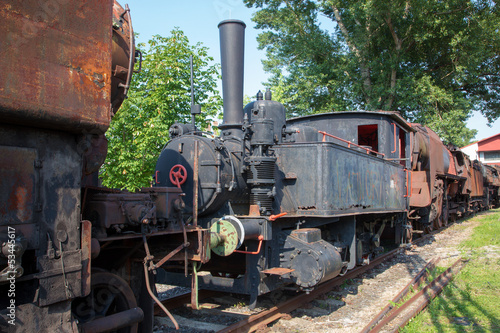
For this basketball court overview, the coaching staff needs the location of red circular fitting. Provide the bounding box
[169,164,187,187]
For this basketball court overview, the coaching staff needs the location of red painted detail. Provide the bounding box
[269,212,288,221]
[169,164,187,188]
[234,235,264,255]
[391,123,397,153]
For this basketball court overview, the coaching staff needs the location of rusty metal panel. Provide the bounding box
[0,0,113,133]
[81,220,92,297]
[471,165,484,197]
[409,171,431,207]
[0,124,85,306]
[0,146,38,224]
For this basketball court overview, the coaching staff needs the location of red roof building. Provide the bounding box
[461,133,500,166]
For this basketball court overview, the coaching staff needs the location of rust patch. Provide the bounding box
[262,267,295,275]
[0,146,36,223]
[81,220,92,297]
[0,0,113,133]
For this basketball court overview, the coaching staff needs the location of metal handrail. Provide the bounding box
[318,130,385,157]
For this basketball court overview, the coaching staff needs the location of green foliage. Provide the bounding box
[245,0,500,145]
[101,29,222,190]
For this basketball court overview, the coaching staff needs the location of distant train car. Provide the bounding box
[407,124,498,230]
[484,164,500,208]
[408,124,452,230]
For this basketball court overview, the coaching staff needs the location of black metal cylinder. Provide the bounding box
[218,19,246,132]
[251,119,274,146]
[248,156,276,215]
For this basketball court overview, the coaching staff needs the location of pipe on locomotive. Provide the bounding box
[218,19,246,137]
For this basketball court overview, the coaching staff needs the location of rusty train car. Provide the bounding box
[1,3,499,332]
[407,125,499,233]
[0,1,145,331]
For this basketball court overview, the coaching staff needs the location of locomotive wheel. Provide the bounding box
[72,271,139,333]
[404,225,413,243]
[433,215,442,230]
[449,213,457,223]
[441,202,449,227]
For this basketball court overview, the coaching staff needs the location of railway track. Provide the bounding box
[153,228,449,333]
[361,257,466,333]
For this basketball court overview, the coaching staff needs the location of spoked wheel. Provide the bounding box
[404,224,413,243]
[72,271,142,333]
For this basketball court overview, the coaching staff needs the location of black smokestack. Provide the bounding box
[218,19,246,134]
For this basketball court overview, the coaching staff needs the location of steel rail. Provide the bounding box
[218,246,404,333]
[153,223,448,331]
[389,258,466,332]
[216,230,444,333]
[359,257,440,333]
[367,257,464,333]
[154,290,221,315]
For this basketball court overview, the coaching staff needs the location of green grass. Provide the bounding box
[402,209,500,333]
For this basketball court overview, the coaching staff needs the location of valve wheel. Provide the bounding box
[169,164,187,187]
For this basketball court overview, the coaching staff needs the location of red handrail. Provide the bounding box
[318,131,385,157]
[269,212,288,221]
[391,123,397,154]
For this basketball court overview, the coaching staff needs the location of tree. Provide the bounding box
[244,0,500,146]
[100,29,222,190]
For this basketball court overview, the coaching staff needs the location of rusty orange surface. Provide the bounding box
[0,146,36,223]
[0,0,113,133]
[410,170,431,207]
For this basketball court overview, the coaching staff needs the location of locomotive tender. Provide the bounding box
[1,3,499,332]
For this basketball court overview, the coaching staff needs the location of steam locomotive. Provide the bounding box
[1,2,499,332]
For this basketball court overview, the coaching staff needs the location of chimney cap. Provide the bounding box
[218,19,246,29]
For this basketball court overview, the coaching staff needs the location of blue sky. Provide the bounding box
[126,0,268,98]
[125,0,498,142]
